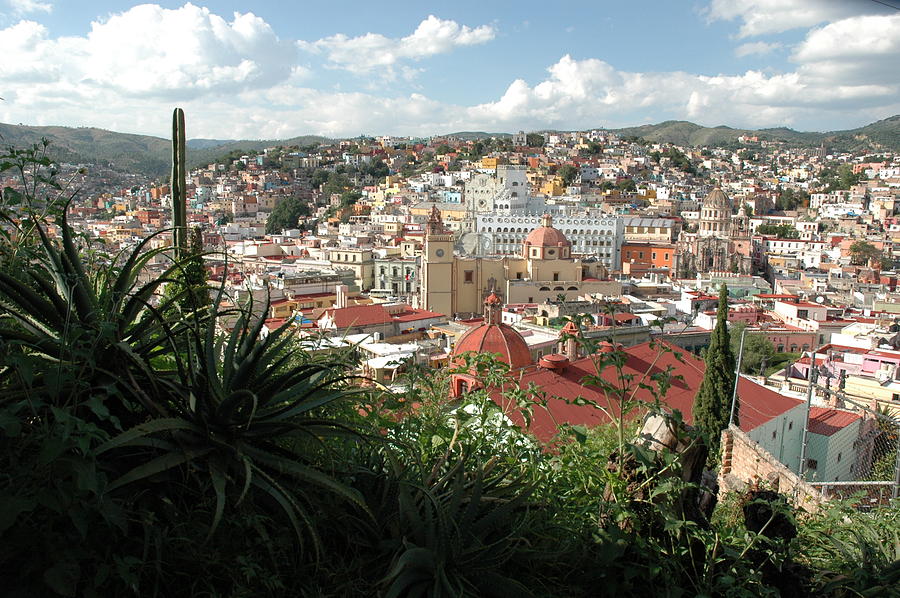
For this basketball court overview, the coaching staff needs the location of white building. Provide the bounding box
[475,212,623,270]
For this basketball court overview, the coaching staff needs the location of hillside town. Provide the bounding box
[12,128,900,499]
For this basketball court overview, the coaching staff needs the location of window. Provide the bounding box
[788,421,793,431]
[528,297,533,303]
[652,252,657,260]
[806,459,818,470]
[553,273,559,281]
[664,253,669,260]
[798,309,808,319]
[464,270,474,283]
[772,430,777,440]
[837,452,842,463]
[516,272,523,279]
[639,251,644,259]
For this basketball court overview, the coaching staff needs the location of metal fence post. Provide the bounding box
[798,355,817,479]
[894,423,900,501]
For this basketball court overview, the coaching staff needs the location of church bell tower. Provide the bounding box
[421,205,454,316]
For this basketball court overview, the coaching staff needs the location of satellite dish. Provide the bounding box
[815,296,825,303]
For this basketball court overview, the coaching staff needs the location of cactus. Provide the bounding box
[171,107,187,256]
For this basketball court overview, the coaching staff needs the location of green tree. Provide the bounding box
[849,240,882,266]
[775,187,809,211]
[693,284,736,460]
[729,322,775,375]
[525,133,545,147]
[265,195,310,234]
[756,224,800,238]
[616,178,637,192]
[558,164,578,186]
[435,144,452,155]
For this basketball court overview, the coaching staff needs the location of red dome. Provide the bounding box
[523,214,570,248]
[453,323,532,370]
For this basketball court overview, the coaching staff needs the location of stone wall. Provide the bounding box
[719,424,824,512]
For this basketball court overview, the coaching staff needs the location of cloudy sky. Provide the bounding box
[1,0,898,139]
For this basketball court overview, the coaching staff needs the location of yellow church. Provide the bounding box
[420,206,621,317]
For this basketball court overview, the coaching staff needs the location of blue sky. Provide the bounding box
[1,0,898,139]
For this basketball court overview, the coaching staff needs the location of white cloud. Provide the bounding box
[0,3,898,139]
[706,0,886,37]
[0,4,295,98]
[8,0,52,16]
[299,15,495,77]
[735,41,781,57]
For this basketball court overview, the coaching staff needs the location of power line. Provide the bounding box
[868,0,900,10]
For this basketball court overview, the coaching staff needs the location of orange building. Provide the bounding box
[620,242,677,275]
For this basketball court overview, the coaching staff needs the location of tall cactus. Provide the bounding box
[171,107,187,256]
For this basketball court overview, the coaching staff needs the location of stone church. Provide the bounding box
[676,188,753,278]
[419,207,620,317]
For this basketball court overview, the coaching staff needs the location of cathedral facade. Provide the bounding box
[676,188,753,277]
[420,207,620,317]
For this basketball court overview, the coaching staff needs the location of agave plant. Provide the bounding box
[96,297,370,554]
[0,209,194,422]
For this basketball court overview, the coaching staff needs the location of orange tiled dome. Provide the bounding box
[523,214,570,248]
[453,322,532,370]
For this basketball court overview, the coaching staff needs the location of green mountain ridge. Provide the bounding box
[610,115,900,152]
[1,116,897,178]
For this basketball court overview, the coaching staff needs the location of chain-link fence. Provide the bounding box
[799,381,900,508]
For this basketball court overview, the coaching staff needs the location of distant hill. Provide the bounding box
[186,138,237,150]
[440,131,512,140]
[608,115,900,152]
[0,123,172,177]
[0,123,329,178]
[1,116,897,178]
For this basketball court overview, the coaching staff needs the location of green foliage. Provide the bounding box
[525,133,545,147]
[849,241,884,266]
[819,163,863,192]
[693,285,736,459]
[730,322,775,376]
[557,164,578,186]
[265,195,311,234]
[756,223,800,238]
[776,187,809,211]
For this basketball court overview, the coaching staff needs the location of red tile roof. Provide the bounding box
[486,341,804,443]
[323,304,392,327]
[808,407,861,436]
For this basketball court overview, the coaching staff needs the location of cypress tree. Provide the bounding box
[692,284,736,461]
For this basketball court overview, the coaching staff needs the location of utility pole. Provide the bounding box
[798,354,818,479]
[729,325,748,427]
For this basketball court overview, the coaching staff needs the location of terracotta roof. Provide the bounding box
[523,216,570,248]
[483,341,804,444]
[808,407,861,437]
[453,323,532,371]
[323,304,391,327]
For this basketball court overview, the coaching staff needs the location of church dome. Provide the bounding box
[702,188,732,210]
[452,292,532,370]
[523,214,570,248]
[453,323,533,370]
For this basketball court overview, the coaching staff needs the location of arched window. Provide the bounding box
[539,286,550,291]
[567,286,578,290]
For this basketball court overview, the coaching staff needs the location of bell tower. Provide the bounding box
[421,205,454,316]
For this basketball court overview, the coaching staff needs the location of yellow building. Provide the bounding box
[480,157,500,170]
[420,208,620,317]
[539,176,565,196]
